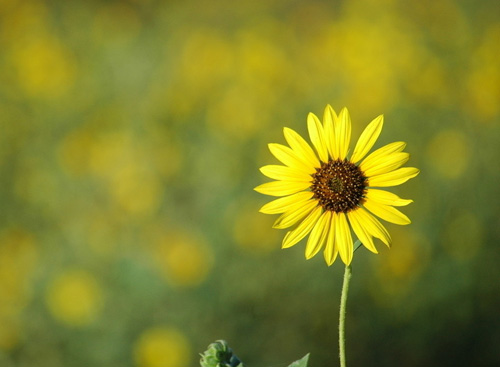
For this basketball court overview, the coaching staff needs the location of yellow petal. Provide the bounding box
[350,115,384,163]
[336,212,353,265]
[362,152,410,177]
[367,167,420,187]
[268,143,315,174]
[283,127,320,169]
[273,200,318,229]
[305,211,331,259]
[359,141,406,173]
[282,206,323,248]
[307,112,329,162]
[363,199,411,225]
[364,189,413,207]
[259,191,314,214]
[336,108,352,160]
[354,207,392,247]
[323,105,338,159]
[347,210,378,254]
[254,180,311,197]
[323,214,338,266]
[260,165,312,182]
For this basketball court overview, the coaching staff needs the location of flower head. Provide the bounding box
[255,106,419,266]
[200,340,244,367]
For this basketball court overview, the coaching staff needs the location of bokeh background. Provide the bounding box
[1,0,499,366]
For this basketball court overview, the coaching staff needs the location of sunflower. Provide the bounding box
[255,105,419,266]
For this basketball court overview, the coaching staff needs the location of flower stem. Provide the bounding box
[339,264,352,367]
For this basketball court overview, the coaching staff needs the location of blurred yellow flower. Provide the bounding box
[232,201,280,253]
[92,2,142,46]
[465,24,500,121]
[442,210,483,261]
[0,318,20,352]
[0,229,38,351]
[255,105,419,266]
[0,1,50,44]
[154,231,214,287]
[109,162,162,216]
[0,229,38,306]
[45,269,103,327]
[376,228,429,280]
[133,327,191,367]
[177,29,234,96]
[236,25,292,87]
[58,127,95,177]
[10,34,76,98]
[206,85,264,140]
[86,128,169,217]
[372,228,430,306]
[427,129,469,179]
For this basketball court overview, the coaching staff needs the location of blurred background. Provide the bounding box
[0,0,499,366]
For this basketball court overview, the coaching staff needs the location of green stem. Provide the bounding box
[339,264,352,367]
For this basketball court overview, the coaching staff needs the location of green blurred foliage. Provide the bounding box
[0,0,499,366]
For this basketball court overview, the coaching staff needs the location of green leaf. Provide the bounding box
[287,353,310,367]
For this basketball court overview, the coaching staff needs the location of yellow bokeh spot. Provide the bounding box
[0,318,20,352]
[10,34,76,98]
[92,2,142,45]
[0,229,38,304]
[407,54,449,106]
[134,327,191,367]
[0,1,49,43]
[85,210,120,258]
[372,228,430,305]
[336,20,398,107]
[46,269,103,327]
[465,24,500,121]
[0,228,38,351]
[85,128,170,218]
[206,85,268,140]
[426,129,470,179]
[411,0,468,48]
[178,29,234,92]
[108,163,162,217]
[236,25,292,87]
[310,12,422,112]
[441,210,483,261]
[58,127,95,177]
[232,202,280,254]
[154,231,214,287]
[88,130,135,177]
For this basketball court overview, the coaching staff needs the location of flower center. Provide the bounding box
[311,159,367,213]
[329,176,344,193]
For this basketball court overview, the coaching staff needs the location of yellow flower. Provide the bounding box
[255,105,419,266]
[45,269,103,327]
[133,327,191,367]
